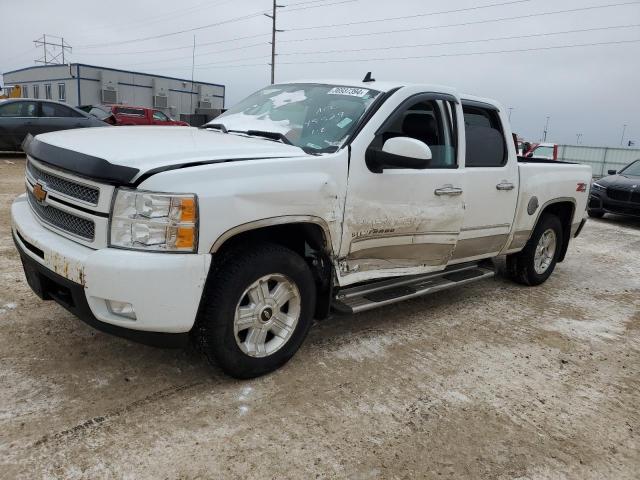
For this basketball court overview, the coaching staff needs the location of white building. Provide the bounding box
[2,63,225,118]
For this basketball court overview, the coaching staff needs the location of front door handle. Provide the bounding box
[496,181,515,191]
[434,184,463,196]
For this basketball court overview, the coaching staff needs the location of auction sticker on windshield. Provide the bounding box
[327,87,370,97]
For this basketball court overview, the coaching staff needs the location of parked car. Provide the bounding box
[588,159,640,218]
[12,80,591,378]
[84,104,189,126]
[0,99,109,152]
[78,104,116,125]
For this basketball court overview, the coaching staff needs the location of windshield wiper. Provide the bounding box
[201,123,228,133]
[237,129,293,146]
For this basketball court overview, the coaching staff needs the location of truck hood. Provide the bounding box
[25,126,308,185]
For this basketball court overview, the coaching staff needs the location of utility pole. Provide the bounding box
[265,1,285,84]
[508,107,514,121]
[576,133,582,145]
[190,35,196,114]
[620,124,627,146]
[34,34,72,65]
[542,116,550,142]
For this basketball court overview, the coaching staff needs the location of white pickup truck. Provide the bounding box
[12,79,591,378]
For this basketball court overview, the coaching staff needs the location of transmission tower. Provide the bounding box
[34,35,72,65]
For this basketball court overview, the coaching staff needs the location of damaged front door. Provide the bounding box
[338,91,465,285]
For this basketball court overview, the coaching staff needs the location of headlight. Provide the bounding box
[591,182,606,191]
[109,189,198,252]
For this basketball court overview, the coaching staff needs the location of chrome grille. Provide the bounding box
[27,161,100,205]
[27,189,95,240]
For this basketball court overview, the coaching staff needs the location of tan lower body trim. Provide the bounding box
[450,234,509,260]
[346,243,454,271]
[508,230,531,250]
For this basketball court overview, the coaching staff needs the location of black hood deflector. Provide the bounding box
[22,134,287,186]
[23,135,140,185]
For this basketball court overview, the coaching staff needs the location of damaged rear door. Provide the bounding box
[338,90,465,285]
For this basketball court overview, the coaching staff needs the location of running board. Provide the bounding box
[332,263,495,314]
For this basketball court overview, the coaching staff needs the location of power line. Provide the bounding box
[277,23,640,56]
[285,0,532,31]
[144,37,640,71]
[74,0,236,38]
[76,33,270,55]
[276,38,640,64]
[284,0,356,12]
[279,1,640,43]
[110,42,268,67]
[102,23,640,69]
[76,8,272,48]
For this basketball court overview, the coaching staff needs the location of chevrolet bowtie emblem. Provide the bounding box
[32,182,47,203]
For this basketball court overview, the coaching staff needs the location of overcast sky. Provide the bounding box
[1,0,638,146]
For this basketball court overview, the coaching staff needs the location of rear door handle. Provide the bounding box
[496,181,515,191]
[434,184,463,196]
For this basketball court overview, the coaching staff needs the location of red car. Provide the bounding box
[85,105,189,126]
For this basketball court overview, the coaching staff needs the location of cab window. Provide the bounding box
[371,98,457,169]
[463,104,506,167]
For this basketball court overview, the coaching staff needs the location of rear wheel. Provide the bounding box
[507,213,563,286]
[197,243,316,379]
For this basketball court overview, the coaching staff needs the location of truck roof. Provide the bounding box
[279,79,501,110]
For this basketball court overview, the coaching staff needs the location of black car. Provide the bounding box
[0,99,109,152]
[588,159,640,218]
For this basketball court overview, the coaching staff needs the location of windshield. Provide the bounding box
[211,83,382,152]
[621,159,640,176]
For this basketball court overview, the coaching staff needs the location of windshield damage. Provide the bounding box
[207,83,381,153]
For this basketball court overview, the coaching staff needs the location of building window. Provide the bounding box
[22,85,29,98]
[32,84,39,99]
[57,83,66,102]
[44,84,52,100]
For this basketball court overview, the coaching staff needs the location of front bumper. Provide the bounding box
[11,194,211,346]
[589,191,640,217]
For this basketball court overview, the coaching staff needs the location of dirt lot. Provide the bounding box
[0,154,638,479]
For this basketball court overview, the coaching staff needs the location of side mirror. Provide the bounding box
[382,137,432,161]
[608,169,616,175]
[366,137,432,172]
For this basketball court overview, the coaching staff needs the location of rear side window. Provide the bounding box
[115,107,144,116]
[463,104,506,167]
[0,101,38,117]
[41,103,83,118]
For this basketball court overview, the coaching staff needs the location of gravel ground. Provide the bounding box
[0,155,638,479]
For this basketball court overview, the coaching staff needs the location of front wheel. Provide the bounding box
[588,209,605,218]
[197,243,316,379]
[507,213,563,286]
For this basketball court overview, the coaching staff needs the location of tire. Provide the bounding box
[588,209,605,218]
[507,213,563,286]
[197,243,316,379]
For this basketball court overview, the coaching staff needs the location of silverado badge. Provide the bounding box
[32,182,47,204]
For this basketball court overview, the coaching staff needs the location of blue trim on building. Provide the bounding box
[168,88,224,97]
[10,77,74,84]
[2,63,224,89]
[76,65,81,105]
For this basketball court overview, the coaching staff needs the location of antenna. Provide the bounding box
[362,72,375,82]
